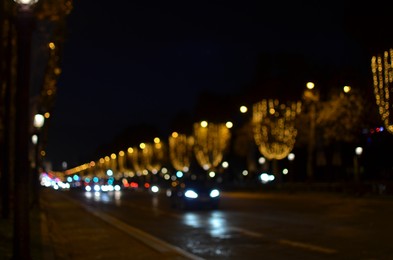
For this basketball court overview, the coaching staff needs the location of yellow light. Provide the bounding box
[49,42,55,50]
[44,112,50,118]
[343,86,351,93]
[154,137,160,144]
[371,49,393,134]
[306,82,315,90]
[169,133,194,172]
[240,106,248,113]
[253,99,302,160]
[127,147,133,153]
[54,67,61,75]
[119,150,125,157]
[200,121,208,128]
[104,156,110,162]
[139,143,145,149]
[111,153,116,159]
[225,121,233,129]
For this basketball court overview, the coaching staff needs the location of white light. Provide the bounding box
[209,171,216,178]
[31,134,38,145]
[221,161,229,168]
[94,184,100,192]
[355,147,363,156]
[176,171,183,178]
[282,168,288,175]
[185,190,198,199]
[14,0,39,6]
[260,173,275,184]
[85,186,92,192]
[288,153,295,161]
[33,114,45,129]
[210,189,220,198]
[258,157,266,165]
[151,185,159,193]
[106,169,113,176]
[242,170,248,176]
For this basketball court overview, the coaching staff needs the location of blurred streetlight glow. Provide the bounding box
[355,147,363,156]
[240,105,248,113]
[343,85,351,93]
[33,114,45,129]
[306,81,315,90]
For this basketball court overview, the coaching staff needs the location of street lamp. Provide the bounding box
[32,113,44,207]
[353,146,363,182]
[303,82,319,182]
[12,0,39,258]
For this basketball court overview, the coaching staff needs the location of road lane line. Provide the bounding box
[84,205,204,260]
[230,227,265,238]
[278,239,337,254]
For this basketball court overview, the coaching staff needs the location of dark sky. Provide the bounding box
[45,1,393,170]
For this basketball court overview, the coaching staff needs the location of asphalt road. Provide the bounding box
[65,189,393,259]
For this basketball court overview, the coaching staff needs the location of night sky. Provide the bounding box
[45,1,393,170]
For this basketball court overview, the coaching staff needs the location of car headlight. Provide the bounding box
[184,189,198,199]
[210,189,220,198]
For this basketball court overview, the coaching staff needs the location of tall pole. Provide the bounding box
[13,3,35,258]
[0,0,12,220]
[304,82,318,182]
[307,101,316,181]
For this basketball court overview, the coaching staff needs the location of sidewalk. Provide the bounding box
[1,188,200,260]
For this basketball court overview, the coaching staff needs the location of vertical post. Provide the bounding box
[307,102,316,181]
[13,7,35,259]
[1,0,12,220]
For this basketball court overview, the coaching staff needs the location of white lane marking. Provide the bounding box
[278,239,337,254]
[74,194,338,256]
[84,205,204,260]
[230,227,265,238]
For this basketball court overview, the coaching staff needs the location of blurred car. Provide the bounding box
[167,179,220,210]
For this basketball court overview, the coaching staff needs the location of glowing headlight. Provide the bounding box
[184,190,198,199]
[210,189,220,198]
[94,184,100,192]
[151,185,159,193]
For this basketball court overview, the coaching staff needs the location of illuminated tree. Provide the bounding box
[317,88,364,143]
[193,121,232,172]
[142,138,165,174]
[252,99,302,178]
[127,146,145,177]
[371,49,393,134]
[169,132,194,173]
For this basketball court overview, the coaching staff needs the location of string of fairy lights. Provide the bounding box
[252,99,302,160]
[193,121,232,171]
[65,67,385,180]
[65,102,301,179]
[371,49,393,134]
[169,132,194,173]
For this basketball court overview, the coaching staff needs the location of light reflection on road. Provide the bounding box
[183,211,232,239]
[84,191,122,206]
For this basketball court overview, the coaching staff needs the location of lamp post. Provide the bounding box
[32,113,44,208]
[303,82,319,182]
[287,152,295,182]
[12,0,38,258]
[353,146,363,183]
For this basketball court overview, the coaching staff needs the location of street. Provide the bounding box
[60,188,393,259]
